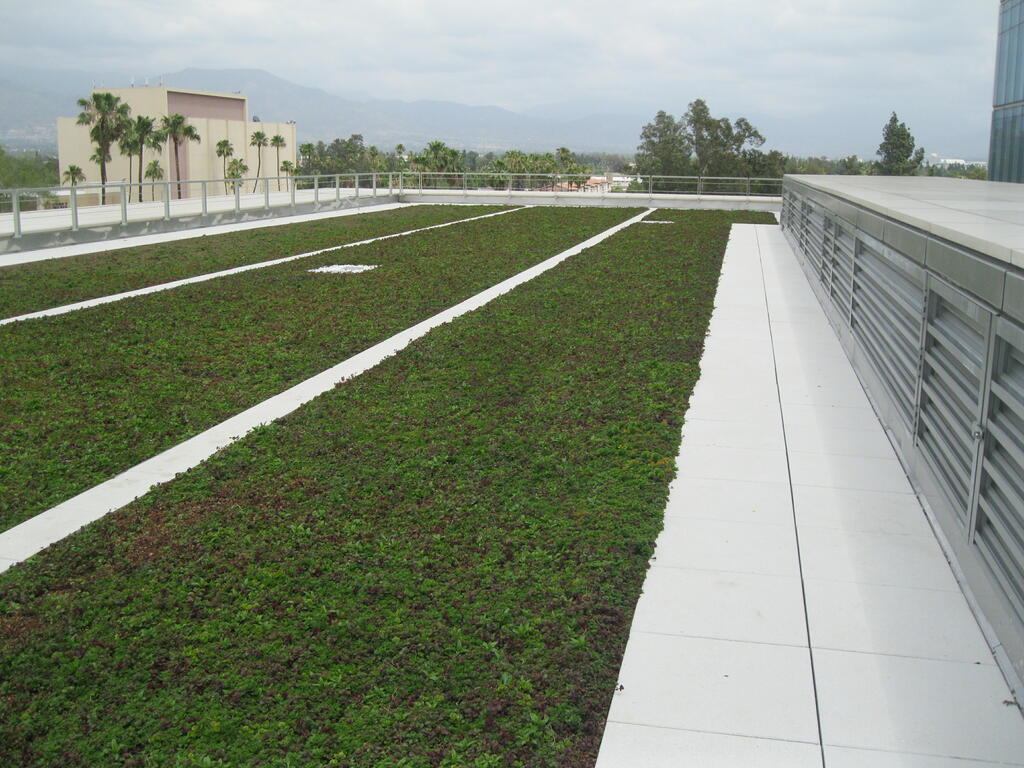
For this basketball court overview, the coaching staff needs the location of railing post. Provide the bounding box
[335,174,340,202]
[698,176,704,195]
[164,182,172,220]
[70,186,79,231]
[373,172,377,198]
[290,175,296,207]
[463,172,467,195]
[120,184,128,225]
[11,190,20,238]
[355,174,360,200]
[314,175,319,207]
[648,176,653,198]
[202,181,208,216]
[399,171,404,197]
[746,177,751,196]
[264,178,270,209]
[419,172,423,194]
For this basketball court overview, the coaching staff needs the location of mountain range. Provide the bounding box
[0,66,644,155]
[0,65,989,161]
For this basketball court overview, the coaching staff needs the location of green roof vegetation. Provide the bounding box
[1,208,774,767]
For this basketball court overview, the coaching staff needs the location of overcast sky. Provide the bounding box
[1,0,1000,158]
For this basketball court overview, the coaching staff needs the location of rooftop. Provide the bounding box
[788,174,1024,268]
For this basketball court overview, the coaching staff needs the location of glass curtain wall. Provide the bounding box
[991,0,1024,181]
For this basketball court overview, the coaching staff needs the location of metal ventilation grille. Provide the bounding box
[976,320,1024,622]
[815,216,832,281]
[827,221,854,315]
[851,240,925,427]
[917,283,990,524]
[803,201,825,268]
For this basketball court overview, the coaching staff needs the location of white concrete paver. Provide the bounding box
[596,224,1024,767]
[0,206,527,325]
[0,208,655,572]
[0,199,410,266]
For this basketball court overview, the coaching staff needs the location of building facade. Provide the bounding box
[57,87,297,196]
[990,0,1024,182]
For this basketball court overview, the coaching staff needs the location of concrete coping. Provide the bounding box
[785,175,1024,271]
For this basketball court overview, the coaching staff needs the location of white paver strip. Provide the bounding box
[308,264,379,274]
[0,187,397,239]
[596,223,1024,767]
[0,200,410,266]
[0,206,528,326]
[0,208,654,573]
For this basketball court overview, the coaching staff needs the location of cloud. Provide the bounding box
[1,0,999,156]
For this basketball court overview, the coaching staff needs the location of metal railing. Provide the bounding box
[0,172,782,239]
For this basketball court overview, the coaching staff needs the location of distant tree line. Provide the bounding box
[0,147,58,189]
[295,136,595,182]
[632,102,954,180]
[0,102,983,191]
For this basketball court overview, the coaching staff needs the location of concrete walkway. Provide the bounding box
[0,186,392,237]
[0,201,411,267]
[596,224,1024,767]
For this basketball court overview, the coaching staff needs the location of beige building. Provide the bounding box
[57,86,297,197]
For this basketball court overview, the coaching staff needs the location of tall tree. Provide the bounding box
[250,130,269,192]
[635,111,691,176]
[270,134,286,191]
[159,114,200,199]
[76,91,131,204]
[684,99,764,177]
[875,112,924,175]
[117,123,137,193]
[131,116,161,202]
[216,139,234,193]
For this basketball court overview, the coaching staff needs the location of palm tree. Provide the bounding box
[131,116,161,202]
[270,134,286,191]
[76,91,131,204]
[250,130,269,192]
[299,142,315,172]
[89,148,111,187]
[144,159,164,201]
[118,124,137,193]
[160,113,201,200]
[62,165,85,187]
[216,139,234,193]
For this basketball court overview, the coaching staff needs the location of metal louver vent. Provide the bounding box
[917,281,991,524]
[827,222,854,315]
[975,319,1024,622]
[851,239,925,427]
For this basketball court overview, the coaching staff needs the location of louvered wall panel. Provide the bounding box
[917,283,990,524]
[827,221,854,316]
[851,240,924,427]
[976,320,1024,622]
